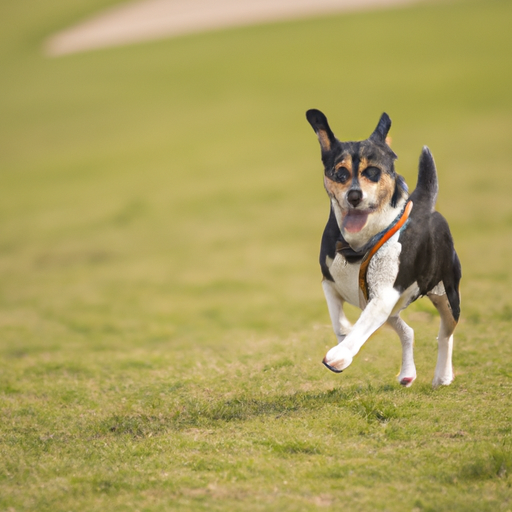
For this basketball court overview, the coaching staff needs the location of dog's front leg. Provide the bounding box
[323,287,400,373]
[322,279,352,344]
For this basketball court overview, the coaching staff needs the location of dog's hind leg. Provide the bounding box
[322,279,352,344]
[387,315,416,387]
[428,288,457,387]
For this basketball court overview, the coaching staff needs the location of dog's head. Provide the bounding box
[306,109,408,250]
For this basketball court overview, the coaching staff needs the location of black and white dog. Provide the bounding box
[306,109,461,387]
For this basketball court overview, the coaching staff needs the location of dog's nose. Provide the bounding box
[347,189,362,207]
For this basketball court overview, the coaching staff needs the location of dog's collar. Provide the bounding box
[335,201,413,299]
[359,200,413,300]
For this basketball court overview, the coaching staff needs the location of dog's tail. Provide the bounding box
[410,146,438,212]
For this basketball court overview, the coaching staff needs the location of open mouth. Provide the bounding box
[342,209,372,233]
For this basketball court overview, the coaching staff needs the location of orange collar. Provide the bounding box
[358,200,413,301]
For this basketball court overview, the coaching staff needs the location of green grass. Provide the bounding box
[1,0,512,510]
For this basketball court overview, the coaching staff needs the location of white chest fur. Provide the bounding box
[366,232,402,298]
[327,254,362,307]
[326,232,405,309]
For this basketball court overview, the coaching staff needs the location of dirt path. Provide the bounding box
[45,0,423,56]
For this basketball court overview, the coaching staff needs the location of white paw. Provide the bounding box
[398,363,417,387]
[398,372,417,387]
[432,371,454,388]
[323,344,353,373]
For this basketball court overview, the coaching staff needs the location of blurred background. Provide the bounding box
[1,0,511,357]
[2,3,512,508]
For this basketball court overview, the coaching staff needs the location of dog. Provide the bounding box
[306,109,461,387]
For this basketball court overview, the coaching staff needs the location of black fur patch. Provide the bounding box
[394,207,461,321]
[391,175,408,207]
[319,206,340,281]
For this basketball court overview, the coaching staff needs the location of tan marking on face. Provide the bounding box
[358,157,369,173]
[324,175,350,203]
[376,172,395,207]
[326,151,396,217]
[347,154,394,211]
[360,171,395,214]
[324,155,353,204]
[335,156,352,173]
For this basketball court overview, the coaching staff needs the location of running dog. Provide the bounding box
[306,109,461,387]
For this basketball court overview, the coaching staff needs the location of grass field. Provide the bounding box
[1,0,512,510]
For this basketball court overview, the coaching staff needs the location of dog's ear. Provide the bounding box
[306,109,336,152]
[369,112,392,143]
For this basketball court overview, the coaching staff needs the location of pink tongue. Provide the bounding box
[343,211,369,233]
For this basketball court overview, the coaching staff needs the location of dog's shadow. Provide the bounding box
[101,382,431,437]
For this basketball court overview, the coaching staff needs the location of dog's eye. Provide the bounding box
[335,167,350,183]
[363,166,381,182]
